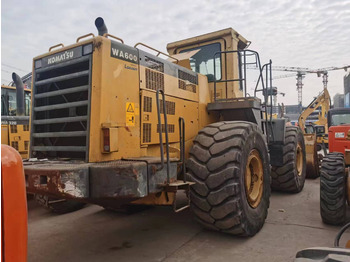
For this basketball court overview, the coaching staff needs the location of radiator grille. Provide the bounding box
[143,96,152,112]
[143,123,151,143]
[157,124,175,133]
[11,141,18,150]
[179,80,196,93]
[178,70,198,85]
[10,125,17,133]
[146,68,164,90]
[30,55,91,160]
[160,100,175,115]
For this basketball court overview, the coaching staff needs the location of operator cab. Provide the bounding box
[328,108,350,127]
[167,28,285,165]
[167,28,250,100]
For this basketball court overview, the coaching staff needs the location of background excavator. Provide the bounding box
[298,87,331,178]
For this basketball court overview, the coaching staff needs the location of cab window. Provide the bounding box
[180,43,221,82]
[24,91,31,116]
[1,88,16,116]
[331,113,350,126]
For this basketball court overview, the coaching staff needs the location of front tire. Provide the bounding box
[271,126,306,192]
[187,121,270,236]
[320,153,346,225]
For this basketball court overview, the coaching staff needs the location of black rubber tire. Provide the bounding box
[35,194,86,214]
[320,153,346,225]
[186,121,271,236]
[316,144,322,152]
[271,126,306,193]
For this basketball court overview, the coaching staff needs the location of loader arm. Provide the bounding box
[298,88,330,134]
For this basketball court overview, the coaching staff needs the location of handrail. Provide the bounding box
[156,89,170,184]
[49,43,64,52]
[213,49,263,102]
[212,49,273,142]
[76,33,95,43]
[179,117,186,182]
[134,42,179,63]
[103,33,124,44]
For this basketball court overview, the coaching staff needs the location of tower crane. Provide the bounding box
[271,65,350,107]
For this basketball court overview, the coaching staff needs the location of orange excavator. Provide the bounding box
[1,145,27,261]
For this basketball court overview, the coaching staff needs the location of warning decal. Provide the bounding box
[126,102,135,126]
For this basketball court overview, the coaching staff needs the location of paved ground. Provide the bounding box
[28,178,350,262]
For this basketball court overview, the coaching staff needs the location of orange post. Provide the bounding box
[1,145,27,262]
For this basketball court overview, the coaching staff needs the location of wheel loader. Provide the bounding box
[1,73,31,158]
[24,17,306,236]
[320,108,350,225]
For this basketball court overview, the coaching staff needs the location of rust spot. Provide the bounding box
[151,165,157,175]
[94,41,102,51]
[125,127,131,132]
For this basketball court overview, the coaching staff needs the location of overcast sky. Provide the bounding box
[2,0,350,105]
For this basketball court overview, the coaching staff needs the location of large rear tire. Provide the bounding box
[271,126,306,193]
[186,121,270,236]
[320,153,346,225]
[35,194,86,214]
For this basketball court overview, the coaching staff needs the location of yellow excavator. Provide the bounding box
[298,88,330,178]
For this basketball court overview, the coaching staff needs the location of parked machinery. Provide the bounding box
[320,108,350,225]
[24,17,306,236]
[1,73,31,158]
[298,88,331,178]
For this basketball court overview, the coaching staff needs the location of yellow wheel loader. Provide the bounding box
[24,17,306,236]
[1,73,31,158]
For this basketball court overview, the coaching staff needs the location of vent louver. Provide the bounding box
[143,123,151,143]
[30,55,92,160]
[146,69,164,91]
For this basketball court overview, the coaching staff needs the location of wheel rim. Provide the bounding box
[245,149,264,208]
[296,143,303,177]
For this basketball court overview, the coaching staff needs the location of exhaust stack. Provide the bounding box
[12,72,25,116]
[95,17,108,36]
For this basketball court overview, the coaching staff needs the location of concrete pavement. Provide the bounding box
[28,178,350,261]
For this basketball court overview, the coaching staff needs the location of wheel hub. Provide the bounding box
[245,149,264,208]
[296,143,303,177]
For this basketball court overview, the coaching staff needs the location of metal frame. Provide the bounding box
[212,49,274,142]
[156,89,170,184]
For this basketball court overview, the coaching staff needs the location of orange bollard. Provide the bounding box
[1,144,27,262]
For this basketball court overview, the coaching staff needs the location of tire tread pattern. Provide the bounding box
[320,152,346,225]
[186,121,270,236]
[271,126,306,192]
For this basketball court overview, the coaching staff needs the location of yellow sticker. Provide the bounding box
[126,102,135,126]
[126,102,135,113]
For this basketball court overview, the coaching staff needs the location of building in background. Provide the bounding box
[345,73,350,108]
[333,93,344,108]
